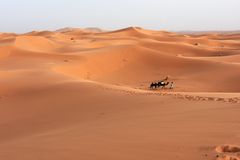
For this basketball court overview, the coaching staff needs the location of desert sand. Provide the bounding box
[0,27,240,160]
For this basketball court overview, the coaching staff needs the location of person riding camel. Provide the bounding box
[159,76,169,85]
[150,76,170,89]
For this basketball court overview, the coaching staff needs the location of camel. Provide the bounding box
[150,81,169,89]
[157,81,169,89]
[150,82,158,89]
[169,82,174,89]
[150,76,170,90]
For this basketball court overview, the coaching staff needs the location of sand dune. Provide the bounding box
[0,27,240,160]
[14,36,61,52]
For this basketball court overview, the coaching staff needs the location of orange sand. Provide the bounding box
[0,27,240,160]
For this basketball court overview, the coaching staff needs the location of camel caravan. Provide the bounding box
[150,76,174,90]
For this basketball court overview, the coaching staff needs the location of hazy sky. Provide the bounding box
[0,0,240,33]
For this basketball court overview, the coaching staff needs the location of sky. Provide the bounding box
[0,0,240,33]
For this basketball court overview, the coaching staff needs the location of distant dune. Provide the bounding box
[0,27,240,160]
[178,30,240,35]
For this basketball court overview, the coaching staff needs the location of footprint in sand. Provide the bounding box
[216,145,240,153]
[208,97,214,101]
[218,155,240,160]
[215,145,240,160]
